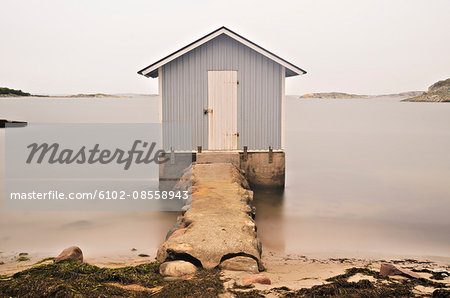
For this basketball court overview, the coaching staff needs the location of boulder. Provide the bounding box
[159,260,197,277]
[380,263,420,279]
[241,273,271,286]
[219,256,259,273]
[55,246,83,263]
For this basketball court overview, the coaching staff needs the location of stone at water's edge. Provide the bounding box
[157,163,263,270]
[241,273,271,286]
[380,263,421,279]
[159,260,198,277]
[219,256,259,273]
[54,246,83,263]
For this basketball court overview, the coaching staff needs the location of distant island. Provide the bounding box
[0,87,129,98]
[63,93,123,98]
[0,87,31,97]
[403,78,450,102]
[299,91,423,99]
[300,79,450,103]
[300,92,370,99]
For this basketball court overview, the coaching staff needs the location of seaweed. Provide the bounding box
[1,262,448,297]
[291,279,412,297]
[230,289,265,297]
[33,257,55,265]
[158,268,224,298]
[0,260,223,297]
[229,267,449,298]
[412,268,448,280]
[433,288,450,297]
[326,267,383,282]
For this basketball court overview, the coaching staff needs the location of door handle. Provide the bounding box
[203,108,213,115]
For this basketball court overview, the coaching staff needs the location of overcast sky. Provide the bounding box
[1,0,449,95]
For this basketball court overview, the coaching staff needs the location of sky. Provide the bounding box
[0,0,449,95]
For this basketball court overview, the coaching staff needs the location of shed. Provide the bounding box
[138,26,306,152]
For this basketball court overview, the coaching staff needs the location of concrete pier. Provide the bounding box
[160,151,286,190]
[196,151,286,188]
[157,163,263,271]
[239,151,285,189]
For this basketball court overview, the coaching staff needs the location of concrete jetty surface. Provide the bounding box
[157,163,263,271]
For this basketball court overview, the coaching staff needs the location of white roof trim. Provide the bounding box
[139,27,306,77]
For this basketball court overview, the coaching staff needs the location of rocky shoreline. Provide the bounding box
[403,78,450,102]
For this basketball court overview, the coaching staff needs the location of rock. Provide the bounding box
[55,246,83,263]
[219,256,259,273]
[432,268,450,274]
[159,260,197,277]
[241,273,271,286]
[167,227,188,240]
[138,254,150,257]
[165,221,182,240]
[18,252,28,256]
[0,261,4,265]
[413,285,436,296]
[380,263,421,279]
[131,248,137,251]
[181,204,191,215]
[403,78,450,102]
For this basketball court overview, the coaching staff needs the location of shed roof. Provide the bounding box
[138,26,307,78]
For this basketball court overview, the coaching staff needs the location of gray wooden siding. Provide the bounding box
[162,34,282,151]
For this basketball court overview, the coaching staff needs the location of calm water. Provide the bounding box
[258,96,450,257]
[0,95,449,259]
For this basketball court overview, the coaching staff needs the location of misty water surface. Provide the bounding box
[0,95,449,258]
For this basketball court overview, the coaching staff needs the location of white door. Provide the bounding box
[207,71,238,150]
